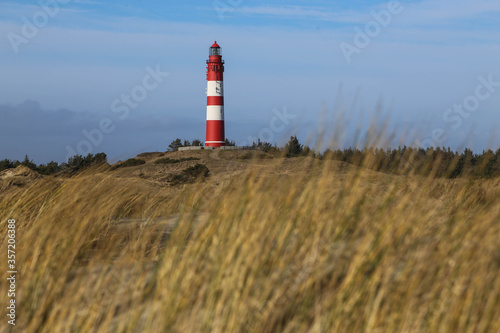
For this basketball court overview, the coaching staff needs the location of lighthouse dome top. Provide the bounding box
[209,41,222,56]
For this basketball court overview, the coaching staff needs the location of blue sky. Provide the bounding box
[1,0,499,163]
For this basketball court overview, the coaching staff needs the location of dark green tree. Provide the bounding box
[65,153,108,172]
[38,161,61,175]
[252,139,272,152]
[285,136,303,157]
[192,139,203,146]
[21,155,37,171]
[0,159,20,172]
[225,138,236,146]
[93,152,108,164]
[169,138,183,151]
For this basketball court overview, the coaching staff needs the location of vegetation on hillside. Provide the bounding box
[110,158,146,170]
[154,157,200,164]
[225,138,236,146]
[168,138,204,151]
[161,136,500,179]
[322,146,500,179]
[285,135,303,157]
[167,163,209,185]
[0,153,108,175]
[4,135,500,179]
[252,139,274,152]
[0,146,498,332]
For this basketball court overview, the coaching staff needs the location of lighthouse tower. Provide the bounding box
[205,41,225,147]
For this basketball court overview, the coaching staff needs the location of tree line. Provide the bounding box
[167,138,236,150]
[0,153,108,175]
[281,136,500,179]
[3,136,500,179]
[321,146,500,179]
[168,135,500,178]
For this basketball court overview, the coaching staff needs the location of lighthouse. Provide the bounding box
[205,41,225,147]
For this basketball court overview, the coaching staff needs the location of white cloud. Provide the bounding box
[400,0,500,25]
[72,0,104,4]
[234,5,365,23]
[232,0,500,26]
[0,1,88,23]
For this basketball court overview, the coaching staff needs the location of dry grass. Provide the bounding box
[0,150,499,332]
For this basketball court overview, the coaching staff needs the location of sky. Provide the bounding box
[0,0,499,163]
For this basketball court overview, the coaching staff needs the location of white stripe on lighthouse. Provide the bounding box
[207,81,224,96]
[206,106,224,121]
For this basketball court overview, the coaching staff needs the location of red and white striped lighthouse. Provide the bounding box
[205,41,225,147]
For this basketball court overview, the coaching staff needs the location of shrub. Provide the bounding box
[111,158,146,170]
[155,158,179,164]
[155,157,200,165]
[0,159,20,172]
[168,138,183,151]
[252,139,273,152]
[238,152,273,160]
[21,155,38,171]
[38,161,62,175]
[285,136,303,157]
[65,153,108,172]
[192,139,203,146]
[168,163,209,185]
[183,163,209,178]
[225,138,236,146]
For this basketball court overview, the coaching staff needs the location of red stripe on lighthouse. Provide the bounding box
[207,96,224,105]
[206,121,225,143]
[207,70,224,81]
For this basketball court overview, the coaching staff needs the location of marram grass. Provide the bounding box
[0,152,499,332]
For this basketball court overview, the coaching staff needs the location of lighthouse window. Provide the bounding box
[210,47,221,56]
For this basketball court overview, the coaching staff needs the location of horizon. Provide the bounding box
[1,0,500,163]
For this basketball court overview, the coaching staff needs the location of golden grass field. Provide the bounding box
[1,149,499,332]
